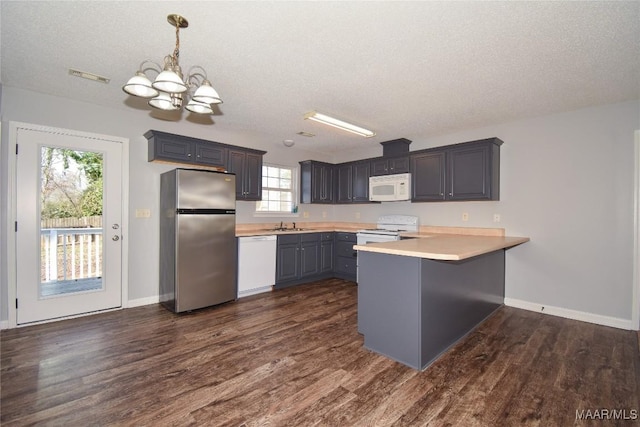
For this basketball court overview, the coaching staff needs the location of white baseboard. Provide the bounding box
[127,296,160,308]
[504,298,635,330]
[0,320,9,330]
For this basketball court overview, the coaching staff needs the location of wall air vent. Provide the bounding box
[68,68,111,84]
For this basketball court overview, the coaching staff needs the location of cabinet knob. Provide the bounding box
[187,153,192,157]
[449,192,452,196]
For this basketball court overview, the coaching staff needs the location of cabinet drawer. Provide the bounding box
[335,232,356,243]
[300,233,320,243]
[336,241,356,258]
[278,234,299,245]
[335,257,357,275]
[320,232,334,241]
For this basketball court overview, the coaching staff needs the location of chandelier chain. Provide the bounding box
[173,22,180,64]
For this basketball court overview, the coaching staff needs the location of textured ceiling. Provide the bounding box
[1,1,639,153]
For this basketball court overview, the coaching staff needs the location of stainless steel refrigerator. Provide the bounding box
[159,168,237,313]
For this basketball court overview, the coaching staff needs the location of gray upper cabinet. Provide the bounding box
[227,149,263,201]
[146,130,227,168]
[335,163,353,203]
[411,151,446,201]
[145,130,266,201]
[410,138,503,202]
[335,160,371,204]
[300,161,334,204]
[352,161,371,202]
[370,156,409,176]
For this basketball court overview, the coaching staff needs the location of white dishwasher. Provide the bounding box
[237,235,277,298]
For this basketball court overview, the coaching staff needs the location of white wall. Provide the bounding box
[1,86,638,327]
[332,101,640,325]
[0,87,336,316]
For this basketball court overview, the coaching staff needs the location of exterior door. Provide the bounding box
[15,126,123,325]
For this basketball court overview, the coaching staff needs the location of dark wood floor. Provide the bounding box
[2,278,639,426]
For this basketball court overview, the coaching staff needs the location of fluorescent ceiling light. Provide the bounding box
[304,111,376,138]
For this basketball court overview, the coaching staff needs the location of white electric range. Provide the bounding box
[356,215,419,245]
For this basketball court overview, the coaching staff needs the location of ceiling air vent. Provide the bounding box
[297,131,315,137]
[68,68,110,84]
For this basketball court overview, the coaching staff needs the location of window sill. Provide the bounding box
[253,212,300,218]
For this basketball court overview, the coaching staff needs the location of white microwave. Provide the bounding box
[369,173,411,202]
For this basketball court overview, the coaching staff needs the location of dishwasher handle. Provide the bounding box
[239,235,277,241]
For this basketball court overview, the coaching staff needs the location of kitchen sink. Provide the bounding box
[264,227,308,232]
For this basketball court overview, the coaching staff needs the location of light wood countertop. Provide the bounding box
[354,234,530,261]
[235,222,506,238]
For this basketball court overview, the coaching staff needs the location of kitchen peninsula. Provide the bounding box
[354,234,529,370]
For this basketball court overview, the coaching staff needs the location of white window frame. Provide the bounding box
[254,163,299,217]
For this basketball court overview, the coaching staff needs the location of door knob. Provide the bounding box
[112,235,120,241]
[112,224,120,229]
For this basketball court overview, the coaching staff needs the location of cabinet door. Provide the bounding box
[352,161,371,202]
[152,137,194,163]
[411,151,446,201]
[370,159,389,176]
[448,144,491,200]
[311,164,324,202]
[227,150,246,198]
[320,241,334,272]
[312,163,334,203]
[322,165,334,203]
[300,241,319,277]
[227,150,262,200]
[388,157,409,174]
[336,164,353,203]
[194,143,226,168]
[244,152,263,200]
[276,243,299,283]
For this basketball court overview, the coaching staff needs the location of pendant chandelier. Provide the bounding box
[122,14,222,115]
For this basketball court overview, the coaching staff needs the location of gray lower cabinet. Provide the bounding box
[320,233,334,273]
[274,232,348,288]
[275,233,334,288]
[411,137,503,202]
[358,249,505,370]
[334,232,357,281]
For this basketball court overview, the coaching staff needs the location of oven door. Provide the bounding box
[356,233,399,245]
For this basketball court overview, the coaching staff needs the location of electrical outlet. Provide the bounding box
[355,212,361,219]
[493,214,501,223]
[462,212,469,222]
[303,211,310,218]
[322,211,327,218]
[135,208,151,218]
